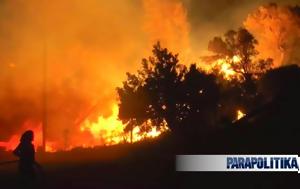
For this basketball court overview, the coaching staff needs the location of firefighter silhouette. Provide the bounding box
[13,130,36,186]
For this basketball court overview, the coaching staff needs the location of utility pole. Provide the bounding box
[42,1,48,152]
[42,37,47,152]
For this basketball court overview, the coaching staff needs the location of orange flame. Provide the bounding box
[79,104,168,147]
[0,104,168,152]
[0,120,43,151]
[0,104,167,152]
[210,55,242,80]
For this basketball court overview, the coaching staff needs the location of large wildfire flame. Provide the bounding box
[0,0,186,152]
[0,2,297,152]
[0,104,168,152]
[244,4,300,67]
[79,104,168,148]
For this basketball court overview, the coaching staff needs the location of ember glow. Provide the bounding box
[236,110,246,121]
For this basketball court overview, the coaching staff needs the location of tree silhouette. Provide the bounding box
[179,64,219,132]
[117,42,220,135]
[117,42,184,133]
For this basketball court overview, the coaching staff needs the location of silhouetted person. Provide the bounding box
[13,130,36,187]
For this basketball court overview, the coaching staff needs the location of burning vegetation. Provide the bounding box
[244,3,300,67]
[203,28,273,81]
[0,2,300,153]
[79,104,168,147]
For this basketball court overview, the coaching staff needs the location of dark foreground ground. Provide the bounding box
[0,130,300,189]
[1,98,300,189]
[1,137,176,189]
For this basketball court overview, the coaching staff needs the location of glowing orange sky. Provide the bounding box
[0,0,299,149]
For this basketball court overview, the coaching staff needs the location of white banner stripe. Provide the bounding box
[176,155,300,173]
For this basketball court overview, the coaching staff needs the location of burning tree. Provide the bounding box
[206,28,273,82]
[244,3,300,67]
[203,28,273,122]
[117,42,220,134]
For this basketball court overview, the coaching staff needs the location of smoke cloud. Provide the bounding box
[0,0,191,148]
[0,0,146,141]
[183,0,300,56]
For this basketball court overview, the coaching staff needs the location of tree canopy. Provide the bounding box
[117,42,219,133]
